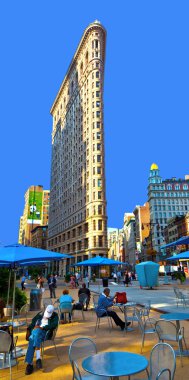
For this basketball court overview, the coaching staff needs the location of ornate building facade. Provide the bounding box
[48,21,108,271]
[148,163,189,259]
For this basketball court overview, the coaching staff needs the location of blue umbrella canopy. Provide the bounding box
[0,243,70,267]
[75,255,123,266]
[161,236,189,249]
[166,251,189,261]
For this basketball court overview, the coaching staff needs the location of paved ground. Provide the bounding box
[1,278,189,379]
[89,277,189,314]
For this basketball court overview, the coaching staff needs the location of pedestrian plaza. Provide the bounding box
[1,278,189,379]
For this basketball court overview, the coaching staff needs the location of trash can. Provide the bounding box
[30,289,42,311]
[102,277,108,287]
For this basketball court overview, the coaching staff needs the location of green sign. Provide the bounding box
[27,190,43,224]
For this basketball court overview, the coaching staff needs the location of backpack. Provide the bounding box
[115,292,127,304]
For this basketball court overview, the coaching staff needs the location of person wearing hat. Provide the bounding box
[25,305,58,375]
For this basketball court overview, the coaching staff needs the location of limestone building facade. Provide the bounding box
[48,21,108,268]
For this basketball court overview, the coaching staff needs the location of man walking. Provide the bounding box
[47,274,56,298]
[96,288,130,331]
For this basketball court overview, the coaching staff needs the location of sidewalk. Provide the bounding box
[89,278,189,314]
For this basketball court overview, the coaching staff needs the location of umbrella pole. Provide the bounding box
[12,270,16,323]
[98,266,100,293]
[6,269,12,307]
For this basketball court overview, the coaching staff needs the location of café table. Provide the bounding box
[160,312,189,356]
[0,321,26,369]
[82,351,148,380]
[114,302,137,332]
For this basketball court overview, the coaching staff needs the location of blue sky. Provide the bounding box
[1,1,189,244]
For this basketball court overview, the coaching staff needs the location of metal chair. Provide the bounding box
[68,337,109,380]
[135,309,158,353]
[41,314,60,362]
[43,298,53,310]
[93,295,113,332]
[134,342,176,380]
[173,287,189,308]
[72,294,88,321]
[155,319,188,366]
[140,300,151,321]
[59,302,73,322]
[79,294,89,311]
[0,330,14,379]
[14,304,29,330]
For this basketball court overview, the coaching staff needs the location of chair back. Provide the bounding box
[93,295,99,308]
[150,342,176,380]
[43,299,53,310]
[135,309,144,332]
[69,337,97,379]
[59,302,73,313]
[141,300,151,318]
[0,330,12,354]
[78,294,88,307]
[156,320,177,341]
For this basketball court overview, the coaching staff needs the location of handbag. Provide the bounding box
[115,292,127,304]
[26,327,31,341]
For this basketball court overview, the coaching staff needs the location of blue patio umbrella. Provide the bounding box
[166,251,189,261]
[161,236,189,249]
[0,243,70,266]
[0,243,70,321]
[75,256,123,290]
[75,256,123,267]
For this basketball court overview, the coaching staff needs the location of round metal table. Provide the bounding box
[160,312,189,356]
[82,351,148,379]
[114,302,137,332]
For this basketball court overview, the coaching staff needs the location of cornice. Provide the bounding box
[50,21,106,115]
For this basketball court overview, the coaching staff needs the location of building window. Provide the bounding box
[97,143,101,151]
[98,220,102,230]
[96,71,100,78]
[84,238,88,249]
[96,111,100,117]
[96,91,100,97]
[98,235,103,247]
[97,155,101,163]
[96,81,100,87]
[98,191,102,200]
[98,205,102,214]
[97,167,102,174]
[93,220,96,230]
[97,131,101,139]
[93,236,96,247]
[98,179,102,187]
[175,185,180,190]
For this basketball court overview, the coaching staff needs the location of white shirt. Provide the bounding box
[40,317,49,328]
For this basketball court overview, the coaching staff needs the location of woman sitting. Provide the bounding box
[59,289,73,323]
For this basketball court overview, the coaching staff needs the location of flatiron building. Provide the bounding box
[48,21,108,270]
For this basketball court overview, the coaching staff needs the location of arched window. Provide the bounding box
[85,51,88,65]
[80,62,83,75]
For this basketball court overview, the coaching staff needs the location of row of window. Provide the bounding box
[151,184,189,190]
[152,205,188,211]
[151,192,189,197]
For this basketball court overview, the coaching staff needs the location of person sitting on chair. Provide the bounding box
[59,289,74,323]
[25,305,58,375]
[96,288,131,331]
[78,283,91,310]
